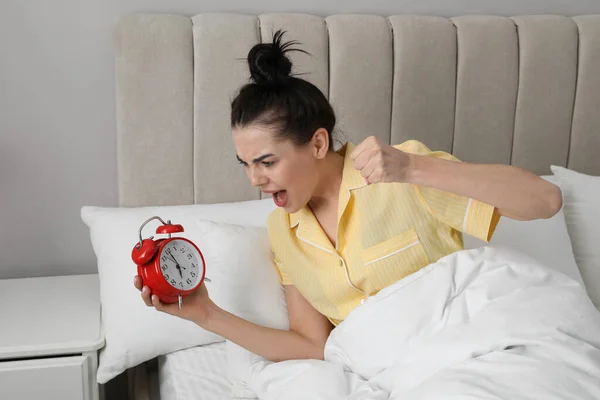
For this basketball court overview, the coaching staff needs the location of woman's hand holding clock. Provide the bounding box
[133,275,216,327]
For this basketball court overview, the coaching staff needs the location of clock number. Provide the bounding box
[187,253,192,260]
[165,273,169,280]
[161,255,167,262]
[171,279,176,285]
[190,271,196,277]
[179,246,185,253]
[191,263,197,269]
[161,264,168,271]
[179,282,184,288]
[186,278,192,285]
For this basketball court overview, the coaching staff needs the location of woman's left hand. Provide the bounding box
[350,136,414,184]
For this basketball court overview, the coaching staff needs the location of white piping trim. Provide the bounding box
[340,259,363,294]
[364,241,420,266]
[295,224,363,294]
[295,229,336,255]
[463,198,473,232]
[336,187,364,293]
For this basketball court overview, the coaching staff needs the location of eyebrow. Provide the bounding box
[236,154,274,164]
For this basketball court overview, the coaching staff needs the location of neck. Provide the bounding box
[308,151,345,211]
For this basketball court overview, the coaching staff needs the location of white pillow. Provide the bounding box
[551,165,600,309]
[81,199,289,384]
[463,175,584,287]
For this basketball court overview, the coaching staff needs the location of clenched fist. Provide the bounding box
[350,136,414,184]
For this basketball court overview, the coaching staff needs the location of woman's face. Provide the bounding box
[232,126,321,213]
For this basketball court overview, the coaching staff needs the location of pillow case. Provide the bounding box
[462,175,584,286]
[550,166,600,308]
[81,199,289,384]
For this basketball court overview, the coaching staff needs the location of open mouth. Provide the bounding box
[273,190,288,207]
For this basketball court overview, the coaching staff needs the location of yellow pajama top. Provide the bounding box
[267,140,501,326]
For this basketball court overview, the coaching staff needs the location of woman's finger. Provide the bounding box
[151,295,167,313]
[359,161,376,180]
[352,148,373,171]
[133,275,143,291]
[141,286,153,307]
[366,169,382,185]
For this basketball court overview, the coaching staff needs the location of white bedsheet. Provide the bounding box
[247,246,600,400]
[158,342,232,400]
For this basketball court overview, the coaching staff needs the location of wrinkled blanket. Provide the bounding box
[249,246,600,399]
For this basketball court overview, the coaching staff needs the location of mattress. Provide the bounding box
[158,342,233,400]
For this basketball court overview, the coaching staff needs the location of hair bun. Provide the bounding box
[247,30,305,87]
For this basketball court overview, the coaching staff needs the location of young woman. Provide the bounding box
[134,31,562,362]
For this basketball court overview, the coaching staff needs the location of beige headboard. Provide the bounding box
[114,13,600,207]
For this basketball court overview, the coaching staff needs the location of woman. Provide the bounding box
[134,31,562,362]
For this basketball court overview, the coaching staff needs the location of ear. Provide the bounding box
[311,128,330,159]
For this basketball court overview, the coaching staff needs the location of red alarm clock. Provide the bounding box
[131,216,208,309]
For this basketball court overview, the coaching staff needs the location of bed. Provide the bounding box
[103,12,600,399]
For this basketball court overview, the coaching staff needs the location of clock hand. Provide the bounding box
[166,251,179,265]
[167,251,185,272]
[166,251,183,278]
[167,250,188,270]
[172,254,187,270]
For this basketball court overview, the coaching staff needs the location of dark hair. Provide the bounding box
[231,30,336,148]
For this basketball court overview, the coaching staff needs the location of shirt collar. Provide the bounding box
[289,142,366,229]
[339,142,368,193]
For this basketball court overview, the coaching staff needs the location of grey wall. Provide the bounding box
[2,0,600,279]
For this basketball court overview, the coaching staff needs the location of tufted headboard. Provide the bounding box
[114,13,600,207]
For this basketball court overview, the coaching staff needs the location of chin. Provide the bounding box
[284,204,298,213]
[287,200,310,214]
[283,199,301,214]
[280,191,309,214]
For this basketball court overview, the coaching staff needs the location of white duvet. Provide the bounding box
[246,246,600,399]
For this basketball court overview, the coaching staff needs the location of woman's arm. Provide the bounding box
[351,136,562,221]
[408,156,562,221]
[135,276,333,362]
[203,285,334,362]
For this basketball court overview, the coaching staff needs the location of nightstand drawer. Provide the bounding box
[0,355,90,400]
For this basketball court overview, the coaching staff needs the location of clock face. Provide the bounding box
[159,239,204,290]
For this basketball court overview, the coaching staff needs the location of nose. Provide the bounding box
[247,166,267,187]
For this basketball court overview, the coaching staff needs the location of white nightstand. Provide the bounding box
[0,274,105,400]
